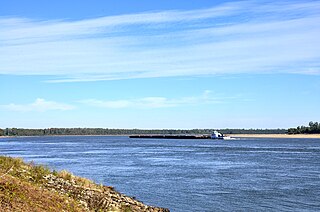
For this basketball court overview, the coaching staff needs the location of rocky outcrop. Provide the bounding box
[44,174,169,212]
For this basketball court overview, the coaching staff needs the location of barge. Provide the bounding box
[129,135,212,139]
[129,131,230,139]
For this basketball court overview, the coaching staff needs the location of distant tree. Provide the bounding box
[5,128,10,136]
[288,121,320,134]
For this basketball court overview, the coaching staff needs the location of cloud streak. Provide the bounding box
[0,1,319,81]
[80,90,231,109]
[2,98,75,112]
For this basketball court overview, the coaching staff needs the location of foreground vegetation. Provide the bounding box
[0,156,84,211]
[0,128,287,136]
[0,156,169,212]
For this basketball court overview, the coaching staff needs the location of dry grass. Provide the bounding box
[0,174,85,212]
[0,156,51,184]
[0,156,86,211]
[56,169,73,180]
[56,169,101,189]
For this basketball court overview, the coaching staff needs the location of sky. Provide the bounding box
[0,0,319,129]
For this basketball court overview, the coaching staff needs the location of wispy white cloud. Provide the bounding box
[0,1,319,81]
[1,98,75,112]
[80,90,231,109]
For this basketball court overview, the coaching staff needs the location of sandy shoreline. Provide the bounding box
[228,134,320,139]
[0,135,126,139]
[1,134,320,139]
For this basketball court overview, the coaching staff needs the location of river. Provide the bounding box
[1,136,319,211]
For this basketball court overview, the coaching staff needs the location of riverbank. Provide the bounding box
[2,134,320,139]
[0,155,169,212]
[0,135,126,139]
[229,134,320,139]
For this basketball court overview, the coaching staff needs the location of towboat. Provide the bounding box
[129,131,234,140]
[211,131,232,139]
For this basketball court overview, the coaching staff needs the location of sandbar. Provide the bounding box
[229,134,320,139]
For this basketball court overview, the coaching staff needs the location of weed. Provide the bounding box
[57,169,73,181]
[29,164,51,183]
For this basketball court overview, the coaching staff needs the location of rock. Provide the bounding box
[43,174,170,212]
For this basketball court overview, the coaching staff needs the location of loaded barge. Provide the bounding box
[129,131,229,139]
[129,135,212,139]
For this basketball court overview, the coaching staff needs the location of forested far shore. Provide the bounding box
[1,122,318,137]
[288,121,320,134]
[0,128,287,136]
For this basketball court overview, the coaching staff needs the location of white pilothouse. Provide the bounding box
[211,131,233,140]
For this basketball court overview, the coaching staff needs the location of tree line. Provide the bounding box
[288,121,320,134]
[0,127,287,136]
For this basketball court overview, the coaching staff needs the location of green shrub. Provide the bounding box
[29,164,51,183]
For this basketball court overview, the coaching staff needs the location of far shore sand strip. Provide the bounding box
[229,134,320,139]
[1,134,320,139]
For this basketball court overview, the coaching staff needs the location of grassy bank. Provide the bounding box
[0,156,169,212]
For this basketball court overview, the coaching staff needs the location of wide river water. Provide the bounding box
[1,136,320,211]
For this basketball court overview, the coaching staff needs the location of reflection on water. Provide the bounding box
[1,136,320,211]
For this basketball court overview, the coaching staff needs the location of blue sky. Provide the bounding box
[0,0,319,129]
